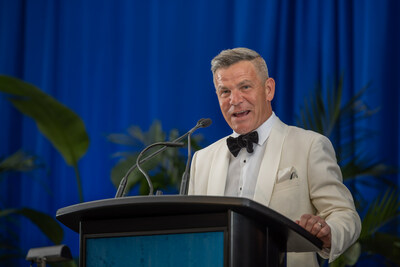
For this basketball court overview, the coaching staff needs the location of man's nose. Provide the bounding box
[230,90,243,105]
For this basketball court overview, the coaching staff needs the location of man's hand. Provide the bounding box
[296,214,331,248]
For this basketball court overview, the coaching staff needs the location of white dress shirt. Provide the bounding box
[224,112,277,198]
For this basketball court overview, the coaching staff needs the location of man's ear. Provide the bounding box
[265,78,275,101]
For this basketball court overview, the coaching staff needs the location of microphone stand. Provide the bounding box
[179,118,211,195]
[136,142,184,195]
[115,118,212,198]
[115,132,192,198]
[179,133,192,195]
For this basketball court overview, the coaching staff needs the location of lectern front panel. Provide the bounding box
[85,231,224,266]
[80,212,228,267]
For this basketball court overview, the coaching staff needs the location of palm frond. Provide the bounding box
[127,125,147,144]
[299,77,400,266]
[359,189,400,240]
[108,120,203,195]
[341,158,396,181]
[106,133,138,146]
[325,76,342,136]
[361,232,400,265]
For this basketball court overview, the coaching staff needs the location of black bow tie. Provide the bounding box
[226,131,259,157]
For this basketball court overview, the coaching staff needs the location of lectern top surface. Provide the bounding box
[56,195,322,252]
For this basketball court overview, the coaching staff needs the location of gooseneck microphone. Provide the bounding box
[136,142,184,195]
[114,118,212,198]
[180,118,212,195]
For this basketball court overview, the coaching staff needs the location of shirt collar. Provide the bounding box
[231,112,277,146]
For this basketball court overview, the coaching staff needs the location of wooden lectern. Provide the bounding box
[56,195,322,266]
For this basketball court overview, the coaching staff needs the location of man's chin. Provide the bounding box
[232,125,252,135]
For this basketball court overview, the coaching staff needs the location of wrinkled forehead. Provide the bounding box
[213,61,260,87]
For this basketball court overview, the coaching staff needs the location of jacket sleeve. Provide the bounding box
[307,135,361,262]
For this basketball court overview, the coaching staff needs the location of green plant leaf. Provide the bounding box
[298,77,400,266]
[297,77,393,182]
[360,189,400,240]
[342,242,361,265]
[361,232,400,265]
[111,153,161,191]
[330,242,361,266]
[329,256,346,267]
[0,208,63,245]
[0,150,40,173]
[108,120,204,195]
[0,75,89,167]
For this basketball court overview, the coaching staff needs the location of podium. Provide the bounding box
[56,195,322,266]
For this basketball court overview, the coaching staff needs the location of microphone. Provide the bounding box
[136,142,184,195]
[197,118,212,128]
[179,118,212,195]
[114,118,212,198]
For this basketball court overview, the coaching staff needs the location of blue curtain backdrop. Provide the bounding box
[0,0,399,265]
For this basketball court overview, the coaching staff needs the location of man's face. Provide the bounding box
[214,60,275,135]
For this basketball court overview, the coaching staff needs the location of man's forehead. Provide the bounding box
[214,62,258,85]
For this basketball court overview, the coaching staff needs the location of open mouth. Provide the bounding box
[233,110,250,118]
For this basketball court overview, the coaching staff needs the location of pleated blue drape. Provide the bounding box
[1,0,399,265]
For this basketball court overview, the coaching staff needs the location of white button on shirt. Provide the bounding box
[224,113,277,199]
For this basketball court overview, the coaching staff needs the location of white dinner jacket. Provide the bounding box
[189,118,361,267]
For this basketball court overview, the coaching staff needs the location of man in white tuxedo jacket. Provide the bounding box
[188,48,361,267]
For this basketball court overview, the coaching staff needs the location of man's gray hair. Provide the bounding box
[211,48,269,82]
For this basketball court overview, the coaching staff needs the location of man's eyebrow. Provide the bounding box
[237,80,253,86]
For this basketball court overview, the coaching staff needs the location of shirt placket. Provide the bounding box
[238,152,248,197]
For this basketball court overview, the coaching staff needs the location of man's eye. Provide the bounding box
[220,90,230,95]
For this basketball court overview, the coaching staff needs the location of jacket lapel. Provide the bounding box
[254,118,288,206]
[207,138,230,195]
